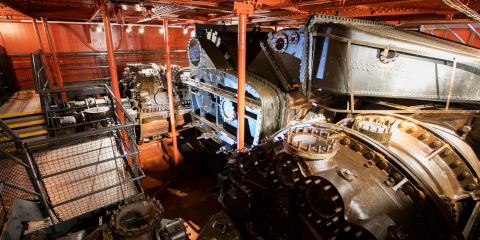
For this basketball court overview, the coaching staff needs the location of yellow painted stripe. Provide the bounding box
[19,130,48,139]
[0,110,43,119]
[8,119,45,129]
[4,146,16,153]
[27,143,49,148]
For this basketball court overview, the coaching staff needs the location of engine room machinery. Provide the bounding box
[198,113,480,240]
[186,14,480,240]
[119,63,191,143]
[5,13,480,240]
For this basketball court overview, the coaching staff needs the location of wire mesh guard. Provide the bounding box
[30,129,143,223]
[0,131,38,230]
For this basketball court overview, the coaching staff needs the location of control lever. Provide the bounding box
[197,131,217,140]
[184,121,201,128]
[216,145,235,154]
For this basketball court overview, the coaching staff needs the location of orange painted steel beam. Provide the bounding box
[164,19,179,171]
[101,3,125,124]
[234,1,253,151]
[101,3,122,102]
[41,17,66,103]
[32,18,54,83]
[88,0,108,22]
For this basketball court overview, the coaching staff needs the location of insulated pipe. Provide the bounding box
[101,4,121,102]
[41,17,66,92]
[164,19,179,171]
[237,13,247,151]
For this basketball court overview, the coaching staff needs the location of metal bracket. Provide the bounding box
[197,131,217,140]
[233,1,254,15]
[183,121,201,129]
[1,199,49,240]
[216,145,235,155]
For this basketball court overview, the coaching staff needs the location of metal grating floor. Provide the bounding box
[0,91,42,118]
[33,136,139,222]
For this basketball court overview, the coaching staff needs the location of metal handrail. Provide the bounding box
[0,148,30,169]
[0,119,20,142]
[102,84,136,123]
[0,182,41,197]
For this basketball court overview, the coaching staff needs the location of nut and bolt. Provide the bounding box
[378,161,389,170]
[366,152,375,159]
[421,133,430,139]
[453,160,462,167]
[392,173,402,182]
[354,144,363,152]
[462,172,471,178]
[341,138,351,145]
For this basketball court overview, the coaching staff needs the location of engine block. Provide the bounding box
[200,114,480,240]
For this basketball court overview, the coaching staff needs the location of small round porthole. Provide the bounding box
[272,33,288,53]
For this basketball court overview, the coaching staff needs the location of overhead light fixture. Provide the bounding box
[183,28,188,34]
[96,24,103,32]
[139,26,145,34]
[159,27,164,34]
[126,25,132,33]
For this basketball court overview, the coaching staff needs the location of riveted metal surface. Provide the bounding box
[305,21,480,102]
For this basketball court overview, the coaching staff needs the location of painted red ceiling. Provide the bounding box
[1,0,480,26]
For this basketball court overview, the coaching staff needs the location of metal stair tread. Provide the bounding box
[2,115,45,129]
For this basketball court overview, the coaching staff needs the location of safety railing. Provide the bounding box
[30,50,53,93]
[0,119,57,236]
[39,84,134,138]
[25,82,144,224]
[0,83,143,237]
[11,50,188,88]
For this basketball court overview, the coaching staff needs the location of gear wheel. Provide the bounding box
[220,98,236,122]
[283,127,339,160]
[110,197,164,239]
[352,116,396,145]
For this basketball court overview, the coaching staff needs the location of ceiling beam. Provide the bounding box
[1,0,32,17]
[88,0,108,22]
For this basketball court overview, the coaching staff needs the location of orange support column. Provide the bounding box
[164,19,179,171]
[101,3,125,124]
[234,2,253,151]
[101,3,121,102]
[41,18,65,91]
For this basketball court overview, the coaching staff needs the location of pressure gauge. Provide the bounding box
[289,32,300,45]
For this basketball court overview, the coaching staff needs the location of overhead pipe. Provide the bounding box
[41,17,66,103]
[234,2,253,151]
[1,19,186,28]
[164,19,179,171]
